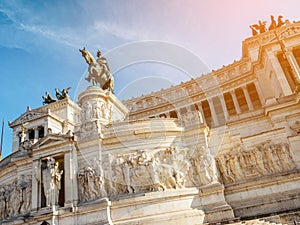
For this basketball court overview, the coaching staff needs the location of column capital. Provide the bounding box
[241,85,247,91]
[207,97,214,103]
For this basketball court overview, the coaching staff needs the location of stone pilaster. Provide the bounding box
[31,160,41,211]
[267,51,293,96]
[199,182,235,224]
[254,81,265,106]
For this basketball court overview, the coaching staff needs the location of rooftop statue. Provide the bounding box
[258,20,267,33]
[268,15,277,30]
[79,47,114,94]
[42,87,71,105]
[250,15,290,36]
[42,92,56,105]
[55,87,71,100]
[250,25,259,36]
[277,15,285,28]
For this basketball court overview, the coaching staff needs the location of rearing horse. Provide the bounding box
[79,48,114,93]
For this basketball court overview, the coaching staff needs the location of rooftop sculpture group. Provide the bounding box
[250,15,290,36]
[79,48,114,93]
[42,87,71,105]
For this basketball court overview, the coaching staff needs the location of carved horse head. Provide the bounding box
[79,47,96,65]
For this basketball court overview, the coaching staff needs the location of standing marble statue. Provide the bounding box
[42,157,63,206]
[192,145,218,186]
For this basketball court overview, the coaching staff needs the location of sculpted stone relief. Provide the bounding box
[80,99,113,139]
[81,99,112,123]
[0,175,32,220]
[181,110,202,126]
[78,146,219,203]
[78,160,106,202]
[216,141,295,183]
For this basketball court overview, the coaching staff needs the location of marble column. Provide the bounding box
[241,86,254,111]
[207,98,219,126]
[196,102,206,124]
[218,94,229,122]
[254,81,265,106]
[230,90,241,115]
[34,128,39,143]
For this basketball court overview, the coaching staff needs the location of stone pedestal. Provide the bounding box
[77,86,128,140]
[199,182,234,223]
[110,188,204,225]
[78,86,128,125]
[77,86,129,163]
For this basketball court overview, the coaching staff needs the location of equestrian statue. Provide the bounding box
[79,48,114,93]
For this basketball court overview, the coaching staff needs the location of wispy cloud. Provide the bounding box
[93,21,151,42]
[18,23,81,48]
[0,6,82,50]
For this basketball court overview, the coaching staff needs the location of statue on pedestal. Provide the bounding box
[79,47,114,93]
[42,157,63,207]
[42,92,56,105]
[55,87,71,100]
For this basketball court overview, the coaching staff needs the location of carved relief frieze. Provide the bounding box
[217,72,230,83]
[181,110,203,127]
[0,175,32,220]
[78,159,106,203]
[77,145,220,203]
[216,141,295,184]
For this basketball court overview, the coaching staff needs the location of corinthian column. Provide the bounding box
[218,94,229,122]
[207,98,219,126]
[242,86,254,111]
[230,90,241,115]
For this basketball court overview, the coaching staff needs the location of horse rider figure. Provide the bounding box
[79,47,114,93]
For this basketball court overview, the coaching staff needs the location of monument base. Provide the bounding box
[199,182,235,223]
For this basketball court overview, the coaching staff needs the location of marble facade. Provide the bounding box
[1,20,300,224]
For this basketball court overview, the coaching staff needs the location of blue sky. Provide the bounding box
[0,0,299,157]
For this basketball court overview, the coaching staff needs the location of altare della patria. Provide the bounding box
[1,16,300,225]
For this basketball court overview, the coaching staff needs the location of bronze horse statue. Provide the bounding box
[79,47,114,93]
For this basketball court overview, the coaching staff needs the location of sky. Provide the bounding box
[0,0,299,158]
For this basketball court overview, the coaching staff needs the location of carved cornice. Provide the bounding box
[32,132,75,151]
[9,98,80,128]
[8,110,49,128]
